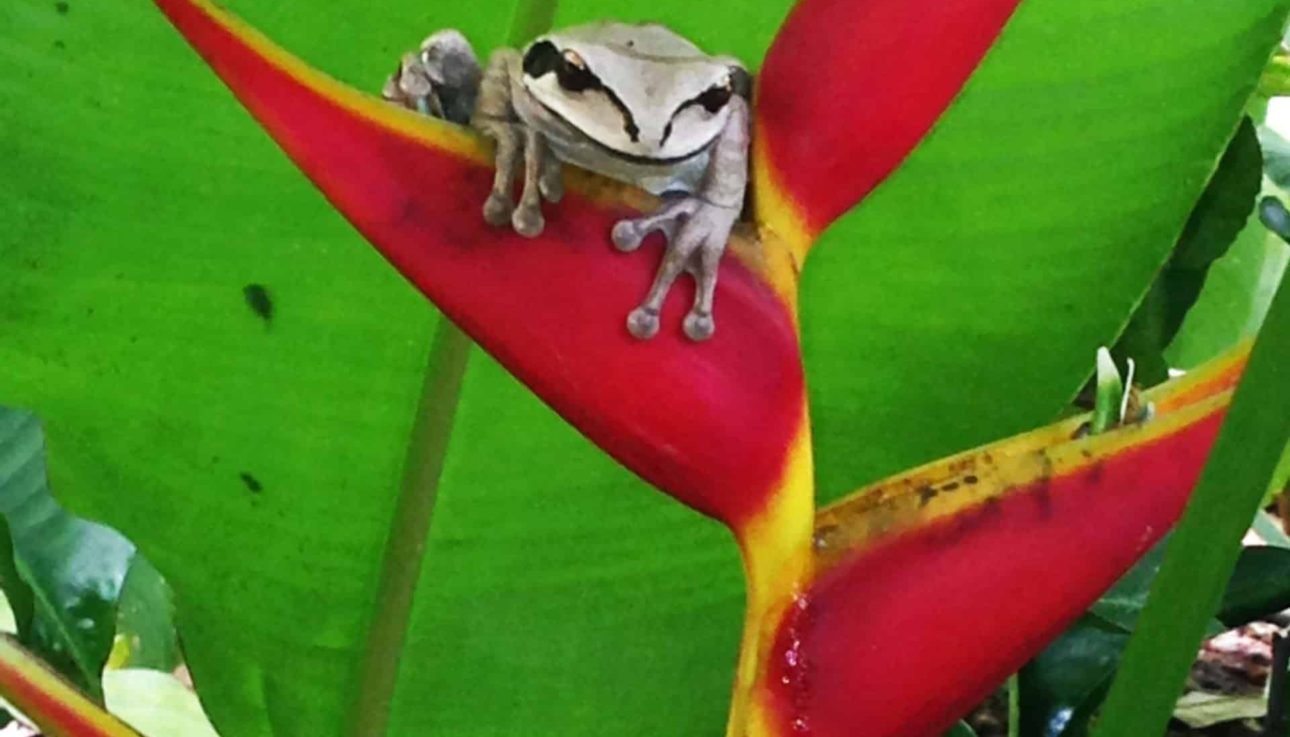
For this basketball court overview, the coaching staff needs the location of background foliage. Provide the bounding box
[1,0,1287,735]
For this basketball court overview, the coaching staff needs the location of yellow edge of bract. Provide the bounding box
[729,403,815,737]
[1148,339,1251,413]
[0,637,139,737]
[180,0,486,164]
[814,382,1234,574]
[751,134,815,268]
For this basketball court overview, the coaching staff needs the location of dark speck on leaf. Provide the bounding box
[243,283,273,324]
[239,472,263,494]
[53,39,65,49]
[54,1,68,13]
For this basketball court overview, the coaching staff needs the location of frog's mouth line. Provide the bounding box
[533,98,718,167]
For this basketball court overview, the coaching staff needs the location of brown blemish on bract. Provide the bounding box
[1032,482,1053,518]
[814,524,838,551]
[1086,460,1105,484]
[917,485,938,506]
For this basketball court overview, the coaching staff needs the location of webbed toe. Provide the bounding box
[626,307,661,340]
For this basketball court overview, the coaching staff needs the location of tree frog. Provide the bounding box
[384,23,751,342]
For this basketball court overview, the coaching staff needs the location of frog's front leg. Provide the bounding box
[473,50,559,238]
[612,96,750,342]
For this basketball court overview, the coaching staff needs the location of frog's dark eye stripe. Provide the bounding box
[523,40,641,143]
[522,40,562,77]
[661,83,732,147]
[660,70,746,146]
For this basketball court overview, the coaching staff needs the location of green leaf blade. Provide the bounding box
[1092,267,1290,737]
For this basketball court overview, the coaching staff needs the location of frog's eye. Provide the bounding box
[555,50,599,93]
[695,83,733,114]
[522,40,562,78]
[522,40,601,93]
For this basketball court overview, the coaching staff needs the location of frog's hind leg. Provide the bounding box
[475,120,523,227]
[511,128,549,236]
[472,48,558,237]
[472,49,526,229]
[539,150,564,204]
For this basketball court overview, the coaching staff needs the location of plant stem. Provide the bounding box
[349,321,472,737]
[348,1,558,730]
[1007,674,1020,737]
[1091,268,1290,737]
[508,0,557,46]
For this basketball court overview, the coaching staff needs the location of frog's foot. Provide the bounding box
[539,156,564,205]
[511,200,544,238]
[626,306,662,340]
[483,189,515,228]
[618,196,738,341]
[682,309,715,342]
[611,196,696,253]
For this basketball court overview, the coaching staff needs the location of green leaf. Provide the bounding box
[1092,253,1290,737]
[103,669,220,737]
[0,408,135,700]
[1253,510,1290,549]
[113,557,180,672]
[1019,617,1126,737]
[945,720,980,737]
[1218,546,1290,628]
[3,0,1286,736]
[1167,192,1290,369]
[801,3,1285,498]
[1113,117,1263,385]
[1260,125,1290,191]
[1268,439,1290,503]
[0,515,34,643]
[1020,539,1288,737]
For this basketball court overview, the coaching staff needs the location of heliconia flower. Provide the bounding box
[146,0,1272,733]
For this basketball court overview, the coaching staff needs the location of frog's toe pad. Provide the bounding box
[512,205,545,238]
[483,193,513,228]
[683,311,715,342]
[612,221,645,252]
[626,307,661,340]
[540,175,564,204]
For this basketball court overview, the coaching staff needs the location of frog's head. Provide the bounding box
[520,23,749,163]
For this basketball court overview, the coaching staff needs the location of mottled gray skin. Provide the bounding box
[384,27,750,342]
[382,30,480,125]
